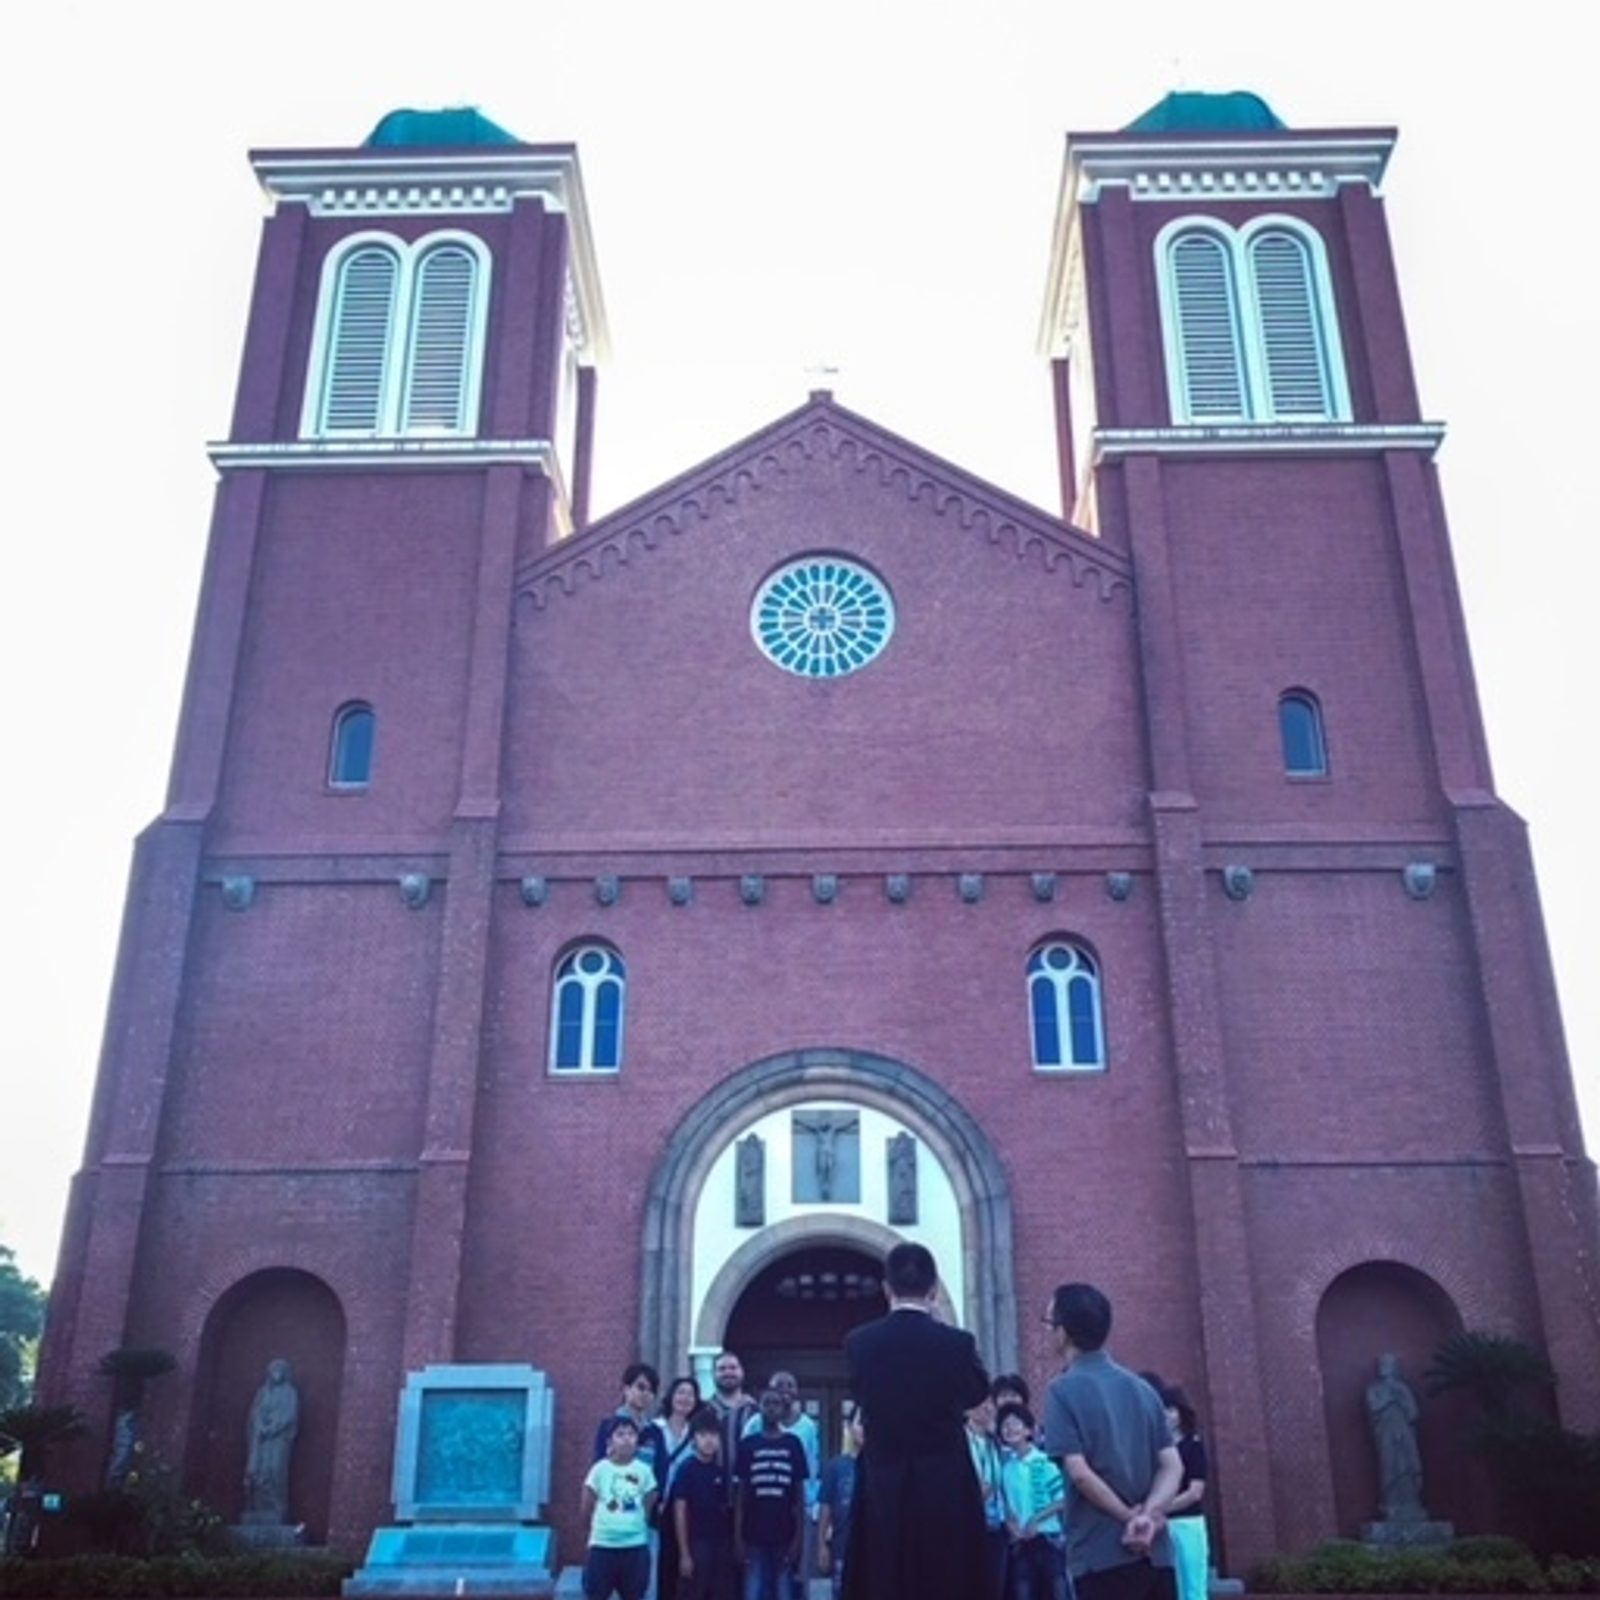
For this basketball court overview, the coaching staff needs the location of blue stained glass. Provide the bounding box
[1031,976,1062,1066]
[1068,975,1099,1064]
[555,982,585,1069]
[751,557,895,678]
[593,981,621,1068]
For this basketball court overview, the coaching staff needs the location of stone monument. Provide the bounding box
[1360,1354,1453,1548]
[233,1358,307,1549]
[344,1364,557,1596]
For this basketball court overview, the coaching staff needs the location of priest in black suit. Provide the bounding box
[842,1241,990,1600]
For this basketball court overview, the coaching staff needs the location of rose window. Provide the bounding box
[750,557,895,678]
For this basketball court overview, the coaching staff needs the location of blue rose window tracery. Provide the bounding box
[751,557,896,678]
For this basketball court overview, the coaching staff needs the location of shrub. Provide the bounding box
[1251,1538,1556,1593]
[0,1551,354,1597]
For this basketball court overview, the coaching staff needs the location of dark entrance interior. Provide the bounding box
[723,1244,883,1459]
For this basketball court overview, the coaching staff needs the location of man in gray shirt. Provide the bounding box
[1039,1283,1182,1600]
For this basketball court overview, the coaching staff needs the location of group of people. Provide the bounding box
[579,1245,1210,1600]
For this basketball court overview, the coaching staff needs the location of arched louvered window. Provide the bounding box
[1248,230,1336,419]
[1279,690,1329,777]
[1167,230,1248,421]
[303,232,491,440]
[1028,942,1106,1072]
[1157,217,1349,424]
[328,702,376,789]
[318,247,400,435]
[550,945,626,1073]
[402,245,482,433]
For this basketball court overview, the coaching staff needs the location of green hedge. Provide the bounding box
[0,1551,355,1597]
[1251,1538,1600,1594]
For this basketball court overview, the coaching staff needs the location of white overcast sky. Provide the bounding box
[2,1,1595,1283]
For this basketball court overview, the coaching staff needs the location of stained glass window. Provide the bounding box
[751,557,895,678]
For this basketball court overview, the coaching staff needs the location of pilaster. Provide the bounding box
[1452,798,1600,1428]
[400,464,522,1368]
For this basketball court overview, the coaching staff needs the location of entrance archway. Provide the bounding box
[725,1243,884,1461]
[640,1047,1017,1378]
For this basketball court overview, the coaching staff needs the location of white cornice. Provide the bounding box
[249,146,611,362]
[1038,130,1395,356]
[1093,422,1445,459]
[1071,132,1394,206]
[208,436,574,537]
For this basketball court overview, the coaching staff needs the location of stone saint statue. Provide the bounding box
[887,1133,918,1225]
[735,1135,766,1227]
[244,1359,301,1521]
[1366,1353,1425,1521]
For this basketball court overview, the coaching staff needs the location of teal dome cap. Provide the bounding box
[364,107,521,147]
[1124,92,1286,133]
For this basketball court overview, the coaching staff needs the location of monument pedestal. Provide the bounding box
[342,1365,557,1600]
[231,1513,308,1550]
[344,1525,554,1596]
[1362,1518,1455,1548]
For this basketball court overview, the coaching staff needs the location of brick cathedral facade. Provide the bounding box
[38,95,1600,1570]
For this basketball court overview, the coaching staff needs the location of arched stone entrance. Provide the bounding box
[640,1048,1017,1379]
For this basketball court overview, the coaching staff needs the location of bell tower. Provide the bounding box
[40,111,612,1540]
[1038,92,1600,1561]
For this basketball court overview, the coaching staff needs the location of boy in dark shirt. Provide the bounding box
[734,1388,808,1600]
[673,1408,733,1600]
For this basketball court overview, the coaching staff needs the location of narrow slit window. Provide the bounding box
[328,703,376,789]
[1279,690,1328,777]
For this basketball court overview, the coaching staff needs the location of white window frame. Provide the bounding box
[1156,214,1351,425]
[301,229,493,440]
[1027,940,1108,1074]
[548,943,626,1075]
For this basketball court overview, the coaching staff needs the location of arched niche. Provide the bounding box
[184,1268,346,1539]
[1314,1260,1467,1537]
[641,1048,1016,1377]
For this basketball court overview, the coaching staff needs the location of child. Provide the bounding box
[998,1402,1068,1600]
[582,1416,659,1600]
[817,1404,864,1600]
[734,1388,808,1600]
[671,1407,733,1600]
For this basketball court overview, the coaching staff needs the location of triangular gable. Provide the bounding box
[514,393,1131,611]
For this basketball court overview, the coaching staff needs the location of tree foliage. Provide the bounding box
[0,1244,46,1411]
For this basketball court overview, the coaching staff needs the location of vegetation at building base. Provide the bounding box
[1251,1537,1600,1594]
[0,1551,355,1597]
[1424,1331,1600,1560]
[0,1247,45,1415]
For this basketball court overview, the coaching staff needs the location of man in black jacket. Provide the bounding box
[842,1242,990,1600]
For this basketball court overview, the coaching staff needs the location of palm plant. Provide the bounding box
[1424,1331,1556,1420]
[0,1402,87,1479]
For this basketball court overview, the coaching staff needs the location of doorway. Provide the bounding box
[723,1244,884,1459]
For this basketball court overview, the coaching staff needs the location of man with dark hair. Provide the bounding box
[842,1241,990,1600]
[1040,1283,1182,1600]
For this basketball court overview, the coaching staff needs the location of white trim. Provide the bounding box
[208,437,574,535]
[1093,421,1445,459]
[400,233,494,435]
[548,944,626,1074]
[1154,218,1247,423]
[1071,132,1393,205]
[251,146,610,361]
[1038,129,1395,356]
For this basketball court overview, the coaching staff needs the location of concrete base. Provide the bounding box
[230,1520,308,1550]
[344,1524,556,1597]
[1362,1518,1455,1548]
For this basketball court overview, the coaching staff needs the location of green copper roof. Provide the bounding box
[1125,92,1286,133]
[364,107,521,147]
